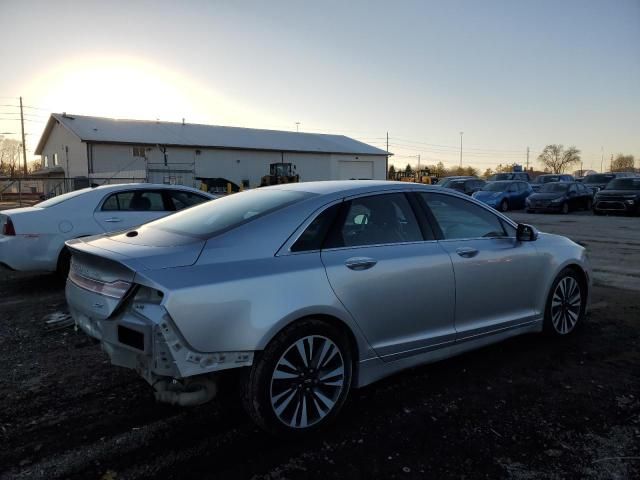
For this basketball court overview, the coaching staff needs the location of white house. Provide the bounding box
[34,114,389,189]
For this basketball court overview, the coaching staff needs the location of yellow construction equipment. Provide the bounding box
[260,163,300,187]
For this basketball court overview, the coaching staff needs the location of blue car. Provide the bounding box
[472,180,532,211]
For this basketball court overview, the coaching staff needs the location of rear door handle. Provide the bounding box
[456,247,478,258]
[104,217,122,223]
[345,257,377,271]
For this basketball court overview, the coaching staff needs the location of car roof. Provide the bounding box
[263,180,454,196]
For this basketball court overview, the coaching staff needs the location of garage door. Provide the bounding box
[338,161,374,180]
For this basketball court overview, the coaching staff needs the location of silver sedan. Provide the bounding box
[65,181,591,436]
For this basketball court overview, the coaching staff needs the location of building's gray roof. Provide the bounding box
[35,113,389,156]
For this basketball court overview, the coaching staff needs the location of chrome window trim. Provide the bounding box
[277,187,520,257]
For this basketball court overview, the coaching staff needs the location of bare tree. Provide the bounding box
[610,154,635,172]
[28,159,43,173]
[537,145,581,174]
[0,138,22,176]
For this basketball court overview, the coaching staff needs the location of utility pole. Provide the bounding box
[610,154,613,172]
[417,154,421,169]
[600,146,604,172]
[20,96,27,176]
[459,131,464,166]
[295,122,300,132]
[386,132,389,179]
[526,147,530,170]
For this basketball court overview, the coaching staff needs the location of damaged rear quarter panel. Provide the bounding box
[137,253,372,357]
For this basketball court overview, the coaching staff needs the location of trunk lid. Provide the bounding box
[67,223,206,271]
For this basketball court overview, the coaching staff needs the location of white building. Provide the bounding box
[34,113,389,189]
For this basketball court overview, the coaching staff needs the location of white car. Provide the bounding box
[0,183,216,275]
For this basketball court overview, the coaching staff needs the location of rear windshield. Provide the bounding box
[483,182,510,192]
[36,188,92,207]
[488,173,512,181]
[606,178,640,190]
[540,183,568,193]
[533,175,560,184]
[584,174,615,184]
[146,188,314,238]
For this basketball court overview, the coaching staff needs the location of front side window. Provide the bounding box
[325,193,423,248]
[168,190,210,211]
[421,193,507,240]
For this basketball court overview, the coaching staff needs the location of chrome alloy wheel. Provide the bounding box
[270,335,345,429]
[551,276,581,334]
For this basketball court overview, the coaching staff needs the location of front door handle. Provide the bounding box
[345,257,377,271]
[104,217,122,223]
[456,247,479,258]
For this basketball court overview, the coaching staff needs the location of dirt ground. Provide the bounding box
[1,213,639,479]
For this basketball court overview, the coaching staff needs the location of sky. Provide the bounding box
[0,0,638,172]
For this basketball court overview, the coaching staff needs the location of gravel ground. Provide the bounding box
[1,212,639,479]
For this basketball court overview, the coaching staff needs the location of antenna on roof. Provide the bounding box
[182,118,185,125]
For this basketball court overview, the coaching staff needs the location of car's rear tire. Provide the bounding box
[585,199,592,210]
[241,318,353,437]
[543,268,586,336]
[56,248,71,279]
[500,199,509,212]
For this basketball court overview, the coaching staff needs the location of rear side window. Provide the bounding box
[147,189,313,238]
[168,190,210,211]
[421,193,506,240]
[325,193,423,248]
[291,203,341,252]
[102,191,166,211]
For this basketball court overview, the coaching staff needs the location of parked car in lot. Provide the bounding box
[472,180,532,211]
[525,181,593,214]
[65,180,591,436]
[438,177,486,195]
[593,177,640,216]
[530,174,574,192]
[0,184,216,276]
[486,172,531,182]
[582,172,637,194]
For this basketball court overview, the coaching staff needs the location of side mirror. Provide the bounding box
[516,223,538,242]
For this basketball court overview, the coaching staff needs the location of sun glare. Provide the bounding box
[25,56,288,129]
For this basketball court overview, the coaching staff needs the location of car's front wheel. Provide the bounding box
[544,268,586,336]
[500,199,509,212]
[241,318,353,437]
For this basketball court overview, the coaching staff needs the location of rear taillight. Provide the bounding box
[2,217,16,236]
[68,269,131,299]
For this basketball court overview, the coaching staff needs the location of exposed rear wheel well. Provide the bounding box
[268,314,360,385]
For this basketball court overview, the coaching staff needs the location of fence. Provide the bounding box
[0,177,145,209]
